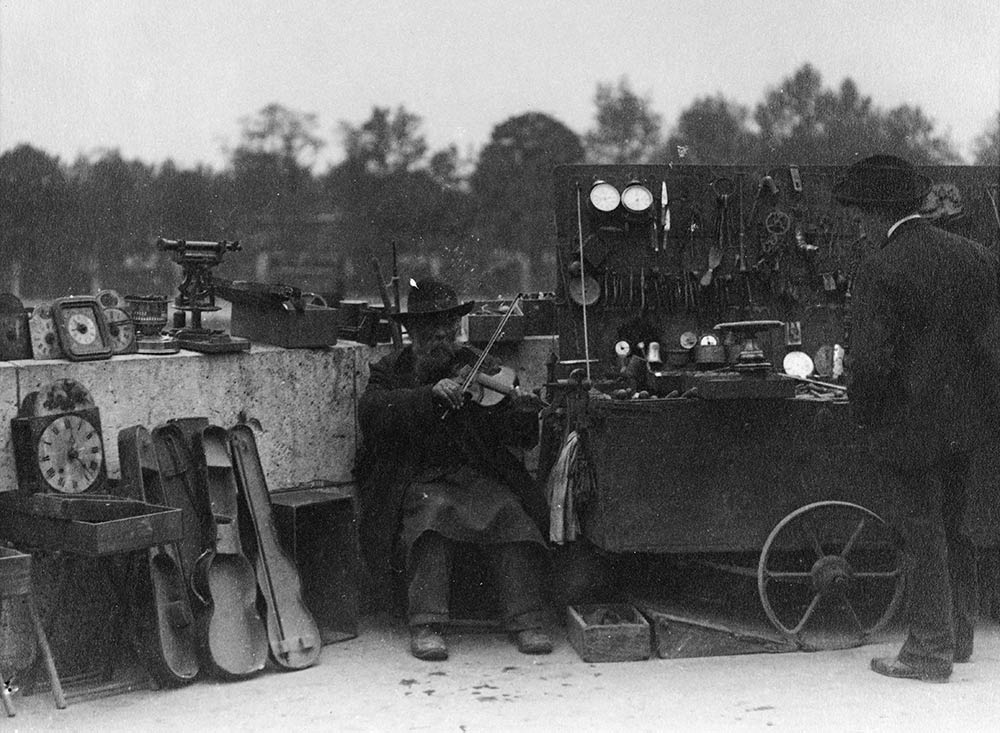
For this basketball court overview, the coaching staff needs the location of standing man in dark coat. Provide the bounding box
[835,154,1000,682]
[355,278,552,661]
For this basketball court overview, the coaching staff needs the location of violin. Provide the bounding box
[453,358,520,407]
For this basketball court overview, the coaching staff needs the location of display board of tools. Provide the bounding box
[552,164,1000,376]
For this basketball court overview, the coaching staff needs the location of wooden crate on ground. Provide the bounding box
[566,603,650,663]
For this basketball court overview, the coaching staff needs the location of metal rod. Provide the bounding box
[575,185,592,382]
[776,373,848,392]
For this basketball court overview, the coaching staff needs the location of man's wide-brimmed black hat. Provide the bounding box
[389,278,475,328]
[832,154,932,207]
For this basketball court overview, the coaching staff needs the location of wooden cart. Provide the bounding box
[545,163,1000,644]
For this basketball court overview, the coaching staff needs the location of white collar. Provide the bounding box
[886,214,923,240]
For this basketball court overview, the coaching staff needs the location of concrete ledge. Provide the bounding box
[1,344,360,491]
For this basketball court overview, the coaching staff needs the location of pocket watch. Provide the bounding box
[97,289,138,355]
[51,296,113,361]
[11,379,107,494]
[29,303,64,360]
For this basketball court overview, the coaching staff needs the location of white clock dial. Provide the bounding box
[37,414,104,493]
[66,311,98,345]
[621,183,654,214]
[588,181,620,213]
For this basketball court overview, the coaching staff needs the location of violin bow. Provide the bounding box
[459,292,525,394]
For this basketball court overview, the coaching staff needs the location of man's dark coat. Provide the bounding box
[355,346,548,577]
[849,217,1000,462]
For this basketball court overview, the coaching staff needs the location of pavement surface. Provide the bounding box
[6,615,1000,732]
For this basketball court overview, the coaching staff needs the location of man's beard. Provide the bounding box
[414,342,457,385]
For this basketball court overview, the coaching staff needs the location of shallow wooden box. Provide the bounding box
[567,603,651,663]
[0,494,182,557]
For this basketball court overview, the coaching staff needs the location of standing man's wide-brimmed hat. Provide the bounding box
[389,278,475,328]
[832,154,932,206]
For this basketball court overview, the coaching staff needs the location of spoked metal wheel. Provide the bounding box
[757,500,905,643]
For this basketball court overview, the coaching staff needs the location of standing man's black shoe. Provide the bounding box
[410,624,448,661]
[870,656,950,682]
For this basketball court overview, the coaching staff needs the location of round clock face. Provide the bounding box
[104,307,136,353]
[589,181,620,213]
[621,183,654,214]
[67,311,98,345]
[37,414,104,493]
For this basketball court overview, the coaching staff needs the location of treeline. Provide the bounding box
[2,64,998,300]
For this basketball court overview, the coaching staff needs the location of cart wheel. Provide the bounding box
[757,500,905,641]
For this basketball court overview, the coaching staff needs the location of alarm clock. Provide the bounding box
[29,303,64,360]
[97,289,138,355]
[11,379,107,494]
[51,296,113,361]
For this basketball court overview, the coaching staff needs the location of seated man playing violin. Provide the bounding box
[355,278,553,661]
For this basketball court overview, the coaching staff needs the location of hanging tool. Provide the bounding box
[701,177,735,288]
[640,267,646,312]
[735,173,753,306]
[660,181,670,252]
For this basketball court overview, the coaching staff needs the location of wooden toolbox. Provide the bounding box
[230,302,339,348]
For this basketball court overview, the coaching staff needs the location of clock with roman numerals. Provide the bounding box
[11,379,107,494]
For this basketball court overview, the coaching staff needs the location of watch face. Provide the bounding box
[37,414,105,493]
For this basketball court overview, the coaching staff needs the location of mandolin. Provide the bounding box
[229,424,321,670]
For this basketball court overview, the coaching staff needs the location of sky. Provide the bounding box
[1,0,998,170]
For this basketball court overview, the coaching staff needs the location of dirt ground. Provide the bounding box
[6,615,1000,732]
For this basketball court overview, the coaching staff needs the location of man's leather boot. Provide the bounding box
[410,624,448,661]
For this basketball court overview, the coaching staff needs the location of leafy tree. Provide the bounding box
[584,78,662,164]
[229,103,324,230]
[471,112,584,291]
[326,105,470,283]
[662,95,758,165]
[0,145,68,294]
[65,150,157,291]
[755,64,960,164]
[340,106,428,176]
[972,111,1000,165]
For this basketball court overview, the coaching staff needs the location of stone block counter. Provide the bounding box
[0,336,558,494]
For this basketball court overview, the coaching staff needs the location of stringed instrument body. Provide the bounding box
[190,425,268,679]
[229,424,321,670]
[117,425,199,686]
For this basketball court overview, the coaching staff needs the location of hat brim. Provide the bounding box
[832,172,933,206]
[389,301,476,327]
